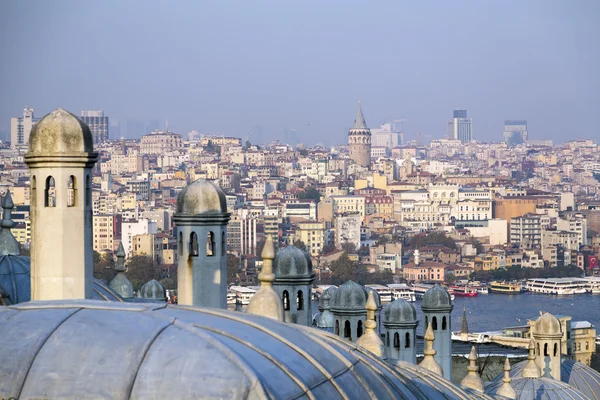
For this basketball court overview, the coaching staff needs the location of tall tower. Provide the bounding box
[421,285,454,380]
[80,110,109,143]
[348,102,371,168]
[273,245,315,325]
[25,109,98,300]
[448,109,472,143]
[532,312,562,380]
[383,298,418,364]
[173,179,231,308]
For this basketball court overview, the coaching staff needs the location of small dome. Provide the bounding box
[332,280,367,311]
[422,285,452,311]
[176,179,227,215]
[274,246,313,279]
[318,286,337,312]
[27,108,94,156]
[140,279,166,301]
[485,376,587,399]
[534,312,562,336]
[109,273,134,299]
[0,256,30,305]
[384,298,417,325]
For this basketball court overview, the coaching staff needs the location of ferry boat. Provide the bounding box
[489,281,524,294]
[475,286,489,294]
[525,278,587,295]
[230,286,257,305]
[584,277,600,294]
[365,284,393,303]
[450,285,478,297]
[410,284,455,301]
[227,291,236,305]
[387,284,416,302]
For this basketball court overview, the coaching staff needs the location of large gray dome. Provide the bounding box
[274,245,313,280]
[493,358,600,400]
[0,255,30,305]
[384,298,417,326]
[176,179,228,215]
[331,280,367,312]
[0,299,482,400]
[422,285,453,312]
[485,376,587,399]
[26,108,94,156]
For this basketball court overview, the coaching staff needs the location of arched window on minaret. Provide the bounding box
[206,232,215,256]
[335,320,339,335]
[544,343,549,357]
[296,290,303,310]
[282,290,290,310]
[45,176,56,207]
[86,175,91,207]
[393,333,400,349]
[31,176,36,207]
[67,176,76,207]
[344,321,351,339]
[442,316,447,330]
[432,316,438,330]
[553,343,558,356]
[178,232,183,256]
[386,332,390,346]
[405,332,410,348]
[221,231,226,256]
[189,232,199,257]
[357,320,363,338]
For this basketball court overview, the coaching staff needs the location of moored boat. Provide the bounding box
[525,278,587,295]
[450,285,478,297]
[489,281,524,294]
[387,284,416,302]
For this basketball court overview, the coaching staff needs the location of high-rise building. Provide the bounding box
[81,110,109,143]
[503,120,528,146]
[371,123,400,149]
[348,102,372,167]
[447,109,472,143]
[10,107,39,146]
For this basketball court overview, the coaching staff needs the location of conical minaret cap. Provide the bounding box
[351,101,368,130]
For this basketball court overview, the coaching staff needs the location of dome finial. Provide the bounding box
[460,346,484,392]
[248,235,283,321]
[356,290,384,358]
[521,338,541,378]
[115,242,126,272]
[0,190,20,256]
[419,322,443,375]
[109,242,133,299]
[496,357,517,399]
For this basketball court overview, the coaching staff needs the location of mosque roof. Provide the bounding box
[273,245,314,281]
[485,376,587,399]
[26,108,94,156]
[139,279,166,301]
[1,300,480,400]
[384,298,418,327]
[494,358,600,400]
[331,280,367,312]
[175,179,228,215]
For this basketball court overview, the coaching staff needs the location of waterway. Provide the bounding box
[414,292,600,336]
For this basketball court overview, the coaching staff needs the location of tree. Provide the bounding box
[329,253,365,284]
[126,255,162,291]
[93,250,115,283]
[446,272,457,284]
[341,241,358,254]
[298,186,321,204]
[293,240,307,252]
[245,140,251,149]
[321,242,336,255]
[227,253,240,285]
[410,232,457,250]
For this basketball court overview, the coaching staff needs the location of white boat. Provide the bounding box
[583,277,600,294]
[409,283,455,301]
[387,284,416,302]
[365,284,393,303]
[227,291,236,305]
[230,286,257,305]
[451,331,493,343]
[473,285,489,294]
[525,278,588,295]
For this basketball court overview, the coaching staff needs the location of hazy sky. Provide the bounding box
[1,1,598,145]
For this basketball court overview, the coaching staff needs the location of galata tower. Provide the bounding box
[348,102,371,168]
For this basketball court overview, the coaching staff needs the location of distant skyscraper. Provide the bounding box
[371,123,400,149]
[81,110,109,143]
[503,120,528,146]
[348,102,372,167]
[284,129,299,146]
[447,109,472,143]
[10,107,39,146]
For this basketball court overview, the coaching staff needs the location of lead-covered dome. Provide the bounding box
[140,279,166,301]
[422,285,453,312]
[176,179,228,215]
[485,376,587,399]
[534,312,562,336]
[274,245,313,280]
[384,298,417,326]
[27,108,94,156]
[0,300,480,399]
[332,280,367,312]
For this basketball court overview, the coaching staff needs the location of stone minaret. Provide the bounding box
[348,102,371,168]
[174,179,231,308]
[25,109,97,300]
[532,312,562,380]
[383,298,418,364]
[422,285,454,380]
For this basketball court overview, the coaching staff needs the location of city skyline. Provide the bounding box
[1,1,599,145]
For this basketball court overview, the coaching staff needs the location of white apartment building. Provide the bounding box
[121,218,158,257]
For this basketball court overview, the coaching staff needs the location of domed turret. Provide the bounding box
[316,289,334,332]
[422,285,452,312]
[173,179,230,308]
[175,179,227,215]
[274,245,313,279]
[332,280,367,311]
[534,312,562,336]
[383,298,418,363]
[532,312,563,380]
[140,279,166,301]
[421,285,454,380]
[331,281,368,342]
[385,299,417,325]
[27,108,94,156]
